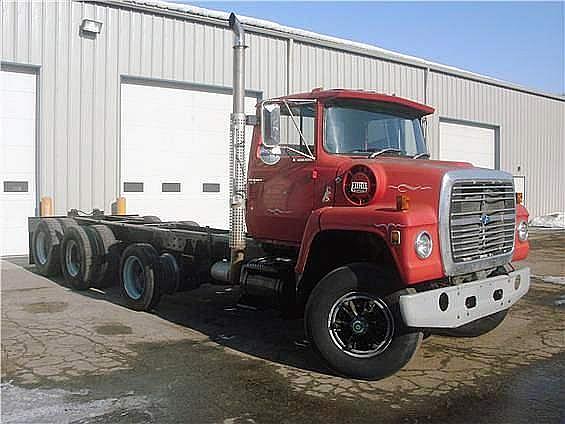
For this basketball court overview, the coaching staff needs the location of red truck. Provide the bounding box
[28,14,530,380]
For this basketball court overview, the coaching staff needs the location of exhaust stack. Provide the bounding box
[228,13,247,284]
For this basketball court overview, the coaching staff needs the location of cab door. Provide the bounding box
[247,101,317,244]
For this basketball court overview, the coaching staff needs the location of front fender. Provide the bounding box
[512,203,530,262]
[296,206,444,285]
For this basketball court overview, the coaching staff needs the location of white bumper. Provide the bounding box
[399,267,530,328]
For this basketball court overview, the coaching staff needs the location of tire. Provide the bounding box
[436,310,508,338]
[119,243,162,311]
[180,221,199,227]
[142,216,161,224]
[306,263,423,380]
[88,225,121,288]
[32,219,64,276]
[60,226,96,290]
[159,253,180,294]
[57,217,79,230]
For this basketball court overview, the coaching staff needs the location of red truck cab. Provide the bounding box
[245,88,530,379]
[247,89,529,281]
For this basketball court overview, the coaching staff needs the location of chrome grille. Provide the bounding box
[449,180,515,263]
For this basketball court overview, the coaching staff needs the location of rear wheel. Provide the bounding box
[306,263,422,380]
[88,225,121,288]
[119,243,161,311]
[60,226,96,290]
[33,219,64,276]
[142,216,161,224]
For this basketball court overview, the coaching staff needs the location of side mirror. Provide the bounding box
[262,103,281,147]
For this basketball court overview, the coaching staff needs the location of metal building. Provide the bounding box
[1,0,564,255]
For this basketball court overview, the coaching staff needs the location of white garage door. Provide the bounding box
[0,70,37,256]
[439,121,496,169]
[121,82,256,229]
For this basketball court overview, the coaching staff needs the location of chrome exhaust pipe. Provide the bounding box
[228,13,247,284]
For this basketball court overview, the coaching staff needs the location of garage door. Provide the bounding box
[0,70,37,256]
[439,121,496,169]
[121,82,257,229]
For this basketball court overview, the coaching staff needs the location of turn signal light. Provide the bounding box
[396,195,410,211]
[390,230,401,245]
[516,192,523,204]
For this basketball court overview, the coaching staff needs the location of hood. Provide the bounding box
[335,156,474,210]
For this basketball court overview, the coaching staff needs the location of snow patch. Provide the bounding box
[532,275,565,285]
[529,212,565,229]
[1,382,152,423]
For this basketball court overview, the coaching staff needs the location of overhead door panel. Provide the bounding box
[439,121,496,169]
[121,83,256,229]
[0,70,37,256]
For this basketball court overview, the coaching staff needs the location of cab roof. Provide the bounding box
[279,88,435,116]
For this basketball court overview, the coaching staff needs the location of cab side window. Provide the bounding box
[279,104,316,156]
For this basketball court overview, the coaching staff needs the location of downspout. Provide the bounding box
[228,13,247,284]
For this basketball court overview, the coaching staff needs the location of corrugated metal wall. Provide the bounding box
[1,0,563,217]
[427,73,565,216]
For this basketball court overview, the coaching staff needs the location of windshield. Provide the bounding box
[324,100,427,157]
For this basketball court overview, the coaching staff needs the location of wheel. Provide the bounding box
[119,243,162,311]
[159,253,180,294]
[88,225,121,288]
[142,216,161,223]
[32,219,64,276]
[436,310,508,338]
[60,226,96,290]
[57,217,79,230]
[180,221,199,227]
[306,263,423,380]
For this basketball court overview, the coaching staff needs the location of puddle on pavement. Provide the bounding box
[95,324,133,335]
[23,301,68,314]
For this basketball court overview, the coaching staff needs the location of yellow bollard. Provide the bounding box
[40,197,53,216]
[116,197,126,215]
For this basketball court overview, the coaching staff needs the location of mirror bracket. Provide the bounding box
[246,114,258,126]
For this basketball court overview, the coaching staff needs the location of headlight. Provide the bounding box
[517,221,528,241]
[414,231,433,259]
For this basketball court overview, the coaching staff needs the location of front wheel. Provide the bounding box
[306,263,422,380]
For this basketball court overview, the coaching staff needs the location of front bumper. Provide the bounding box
[399,267,530,328]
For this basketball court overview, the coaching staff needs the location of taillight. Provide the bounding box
[343,165,377,206]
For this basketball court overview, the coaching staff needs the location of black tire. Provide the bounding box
[306,263,423,380]
[32,219,64,276]
[57,217,79,230]
[159,253,180,294]
[436,310,508,338]
[142,216,161,224]
[180,221,199,227]
[60,226,96,290]
[119,243,162,311]
[88,225,121,288]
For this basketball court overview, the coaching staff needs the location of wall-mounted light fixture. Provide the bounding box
[80,19,102,35]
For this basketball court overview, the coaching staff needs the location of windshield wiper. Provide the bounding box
[412,152,430,159]
[368,148,404,158]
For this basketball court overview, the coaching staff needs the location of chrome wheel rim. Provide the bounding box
[328,292,394,358]
[123,256,145,300]
[65,239,81,277]
[35,232,48,265]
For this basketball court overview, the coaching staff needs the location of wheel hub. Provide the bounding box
[328,292,395,358]
[65,240,81,277]
[351,318,368,335]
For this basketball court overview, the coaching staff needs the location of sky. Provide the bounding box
[185,1,565,95]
